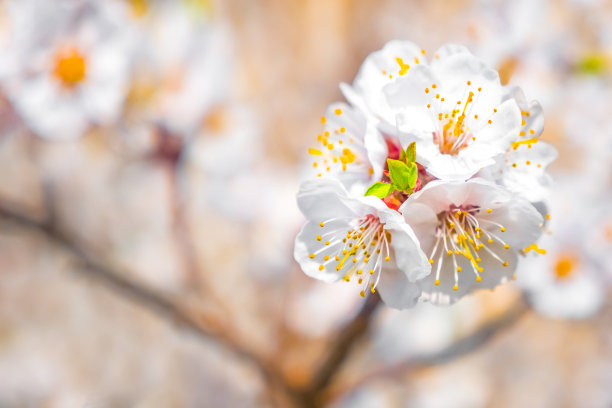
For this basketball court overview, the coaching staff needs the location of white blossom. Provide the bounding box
[0,0,135,140]
[294,178,429,308]
[400,178,544,305]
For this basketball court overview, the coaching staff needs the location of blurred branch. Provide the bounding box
[296,293,381,407]
[166,161,203,290]
[326,298,529,403]
[0,204,295,406]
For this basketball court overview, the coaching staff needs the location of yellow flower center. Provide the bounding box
[53,48,87,87]
[554,255,577,281]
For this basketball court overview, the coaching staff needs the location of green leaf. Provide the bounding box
[364,182,394,198]
[405,142,416,164]
[387,159,418,191]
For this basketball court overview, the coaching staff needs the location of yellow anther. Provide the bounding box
[504,244,510,249]
[319,265,324,271]
[486,208,492,213]
[320,116,326,124]
[434,279,440,285]
[524,243,546,255]
[502,261,509,267]
[456,266,462,272]
[308,148,322,155]
[384,256,390,261]
[360,290,365,297]
[334,108,342,115]
[316,236,322,241]
[309,254,315,259]
[429,259,434,264]
[320,222,325,227]
[476,276,482,282]
[511,137,538,150]
[453,285,459,291]
[396,57,410,75]
[500,227,505,232]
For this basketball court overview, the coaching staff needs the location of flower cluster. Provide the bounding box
[294,41,557,308]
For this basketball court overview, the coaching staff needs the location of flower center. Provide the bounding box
[428,206,510,291]
[128,0,148,17]
[309,110,369,178]
[312,214,392,297]
[420,80,497,156]
[553,255,577,281]
[53,48,87,87]
[433,91,474,155]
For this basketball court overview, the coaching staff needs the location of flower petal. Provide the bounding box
[376,265,422,309]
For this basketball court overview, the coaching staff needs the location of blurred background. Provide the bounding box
[0,0,611,407]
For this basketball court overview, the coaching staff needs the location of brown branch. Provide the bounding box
[0,205,297,406]
[326,298,529,403]
[166,161,204,290]
[295,293,382,407]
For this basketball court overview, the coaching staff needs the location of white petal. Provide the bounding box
[377,265,422,309]
[418,243,517,306]
[296,178,358,221]
[350,40,424,122]
[429,49,502,111]
[383,213,431,282]
[479,196,543,249]
[294,220,352,283]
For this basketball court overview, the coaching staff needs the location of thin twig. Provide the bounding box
[326,298,529,403]
[166,161,204,290]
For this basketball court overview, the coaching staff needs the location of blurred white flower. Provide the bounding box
[0,0,135,140]
[517,181,607,319]
[294,178,430,308]
[401,178,544,305]
[125,0,232,136]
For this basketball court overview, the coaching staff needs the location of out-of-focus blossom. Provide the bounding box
[124,0,232,137]
[0,0,135,140]
[517,176,609,319]
[401,178,543,305]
